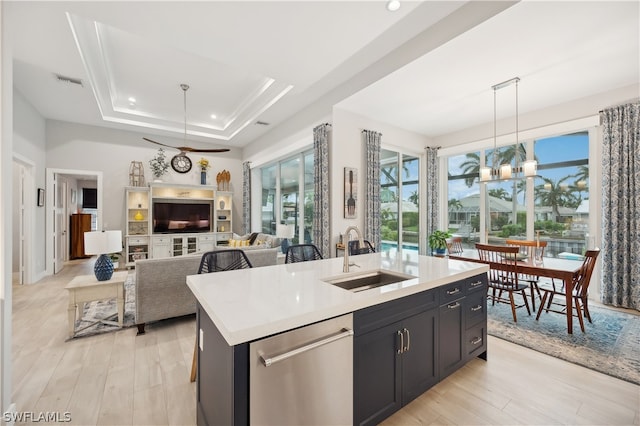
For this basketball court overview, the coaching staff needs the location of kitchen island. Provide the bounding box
[187,252,489,425]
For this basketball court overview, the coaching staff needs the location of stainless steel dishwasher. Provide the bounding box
[249,313,353,425]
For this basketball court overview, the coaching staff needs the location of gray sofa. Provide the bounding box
[134,247,279,334]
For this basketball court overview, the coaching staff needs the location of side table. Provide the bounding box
[65,271,128,338]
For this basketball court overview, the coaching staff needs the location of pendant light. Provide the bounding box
[480,77,537,182]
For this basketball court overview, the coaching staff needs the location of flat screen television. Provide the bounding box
[152,201,212,234]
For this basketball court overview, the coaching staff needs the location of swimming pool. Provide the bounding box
[380,241,419,252]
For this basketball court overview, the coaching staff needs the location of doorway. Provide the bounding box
[11,157,34,284]
[45,169,103,276]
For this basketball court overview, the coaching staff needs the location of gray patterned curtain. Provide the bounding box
[600,102,640,310]
[363,130,382,251]
[425,147,440,238]
[242,161,251,234]
[313,123,331,258]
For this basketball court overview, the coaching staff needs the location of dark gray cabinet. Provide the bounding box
[354,273,487,426]
[353,289,438,426]
[439,275,488,380]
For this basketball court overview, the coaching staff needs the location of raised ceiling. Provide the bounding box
[6,1,640,151]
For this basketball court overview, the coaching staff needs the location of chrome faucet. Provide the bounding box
[343,225,364,273]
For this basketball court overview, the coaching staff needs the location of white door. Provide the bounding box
[53,176,68,274]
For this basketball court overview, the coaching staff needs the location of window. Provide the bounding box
[260,150,314,244]
[447,151,481,249]
[533,132,589,257]
[446,131,590,258]
[380,149,420,252]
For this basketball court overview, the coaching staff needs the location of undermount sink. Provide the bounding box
[323,270,416,293]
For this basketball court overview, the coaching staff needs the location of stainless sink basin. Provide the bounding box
[323,270,416,292]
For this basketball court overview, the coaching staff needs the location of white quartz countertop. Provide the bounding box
[186,253,488,346]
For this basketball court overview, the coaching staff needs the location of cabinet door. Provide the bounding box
[186,236,198,254]
[151,237,172,259]
[172,237,184,256]
[401,308,438,404]
[439,297,464,379]
[354,321,402,426]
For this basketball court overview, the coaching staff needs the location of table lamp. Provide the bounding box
[276,224,295,254]
[84,230,122,281]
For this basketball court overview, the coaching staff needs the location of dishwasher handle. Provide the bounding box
[260,328,354,367]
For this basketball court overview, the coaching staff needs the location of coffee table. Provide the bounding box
[65,271,128,338]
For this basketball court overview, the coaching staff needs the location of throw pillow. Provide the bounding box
[248,232,259,245]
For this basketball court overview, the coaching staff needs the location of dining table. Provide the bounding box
[449,248,585,334]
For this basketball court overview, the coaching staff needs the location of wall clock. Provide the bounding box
[171,154,192,173]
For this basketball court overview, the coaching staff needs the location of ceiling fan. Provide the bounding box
[143,83,230,174]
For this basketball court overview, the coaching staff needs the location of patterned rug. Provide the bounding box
[487,300,640,385]
[71,273,137,339]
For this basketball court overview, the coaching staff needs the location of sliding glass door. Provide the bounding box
[259,150,314,244]
[380,149,420,253]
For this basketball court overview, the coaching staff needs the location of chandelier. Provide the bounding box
[480,77,537,182]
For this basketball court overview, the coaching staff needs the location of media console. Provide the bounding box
[124,183,233,267]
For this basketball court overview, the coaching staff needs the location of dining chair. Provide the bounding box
[191,249,253,382]
[285,244,323,263]
[535,249,600,332]
[505,239,548,311]
[447,236,464,255]
[476,243,531,322]
[348,239,375,255]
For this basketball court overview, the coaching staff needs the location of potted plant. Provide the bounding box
[109,252,122,270]
[149,148,169,182]
[428,230,451,256]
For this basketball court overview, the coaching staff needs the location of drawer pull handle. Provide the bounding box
[471,305,482,312]
[448,302,461,309]
[470,280,483,287]
[447,288,460,295]
[470,336,483,345]
[403,328,410,353]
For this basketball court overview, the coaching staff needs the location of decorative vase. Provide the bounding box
[200,171,206,185]
[219,200,225,210]
[134,211,144,221]
[94,254,115,281]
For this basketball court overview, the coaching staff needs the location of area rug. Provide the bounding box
[487,301,640,385]
[71,273,137,339]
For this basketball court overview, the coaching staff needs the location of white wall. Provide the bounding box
[433,83,640,149]
[45,120,244,235]
[331,107,429,255]
[13,89,46,278]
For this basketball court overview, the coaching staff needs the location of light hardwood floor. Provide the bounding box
[11,259,640,425]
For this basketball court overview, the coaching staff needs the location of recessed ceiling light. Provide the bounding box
[210,114,217,119]
[386,0,400,12]
[128,97,136,103]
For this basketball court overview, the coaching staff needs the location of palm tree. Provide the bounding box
[448,198,463,209]
[499,143,531,224]
[571,165,589,203]
[534,176,578,222]
[460,153,481,187]
[488,188,511,201]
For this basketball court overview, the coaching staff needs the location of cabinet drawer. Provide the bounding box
[153,236,171,244]
[439,281,465,305]
[128,236,149,245]
[199,235,216,242]
[465,291,486,328]
[465,323,486,359]
[465,274,487,293]
[354,289,437,335]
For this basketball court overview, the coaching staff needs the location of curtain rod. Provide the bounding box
[599,98,640,113]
